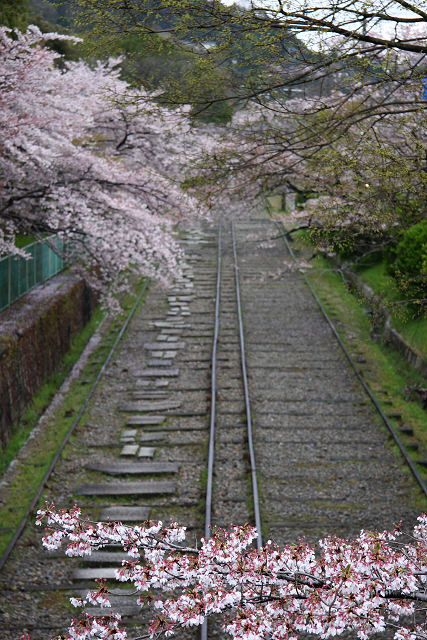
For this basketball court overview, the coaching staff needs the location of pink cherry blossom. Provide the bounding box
[35,503,427,640]
[0,26,209,308]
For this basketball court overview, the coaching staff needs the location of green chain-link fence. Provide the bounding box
[0,236,64,311]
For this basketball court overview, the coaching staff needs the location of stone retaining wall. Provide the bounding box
[0,272,98,449]
[328,255,427,379]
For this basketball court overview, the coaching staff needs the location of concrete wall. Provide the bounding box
[0,272,98,449]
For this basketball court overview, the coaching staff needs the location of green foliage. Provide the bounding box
[67,0,306,121]
[303,194,426,271]
[190,97,233,125]
[383,242,398,274]
[386,220,427,278]
[117,33,192,90]
[295,191,317,207]
[28,0,71,29]
[14,233,37,248]
[375,219,427,305]
[99,30,235,123]
[0,0,28,29]
[304,222,386,263]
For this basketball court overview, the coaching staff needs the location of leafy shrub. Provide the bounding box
[386,220,427,277]
[384,220,427,303]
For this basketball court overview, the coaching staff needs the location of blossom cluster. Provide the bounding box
[35,503,427,640]
[0,26,209,308]
[191,31,427,247]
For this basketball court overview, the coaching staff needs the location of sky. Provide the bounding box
[221,0,421,41]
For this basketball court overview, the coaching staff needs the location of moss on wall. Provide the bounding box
[0,273,98,448]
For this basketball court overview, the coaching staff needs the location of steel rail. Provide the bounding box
[232,220,263,550]
[273,219,427,499]
[201,221,222,640]
[0,278,151,573]
[204,221,222,541]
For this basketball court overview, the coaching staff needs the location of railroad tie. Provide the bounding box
[75,481,176,496]
[127,414,166,425]
[84,462,179,475]
[118,400,182,412]
[99,506,151,520]
[132,368,180,377]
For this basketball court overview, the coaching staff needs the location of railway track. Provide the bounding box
[0,212,423,639]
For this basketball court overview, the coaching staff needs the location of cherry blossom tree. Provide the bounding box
[185,36,427,255]
[57,2,427,252]
[0,25,207,308]
[35,502,427,640]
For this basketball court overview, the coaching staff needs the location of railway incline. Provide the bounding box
[0,210,421,639]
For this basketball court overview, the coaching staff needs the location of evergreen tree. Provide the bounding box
[0,0,28,29]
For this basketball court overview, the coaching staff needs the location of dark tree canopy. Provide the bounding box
[67,0,427,109]
[0,0,28,29]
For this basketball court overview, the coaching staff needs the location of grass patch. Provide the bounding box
[306,255,427,510]
[14,233,38,249]
[292,228,427,366]
[0,388,94,557]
